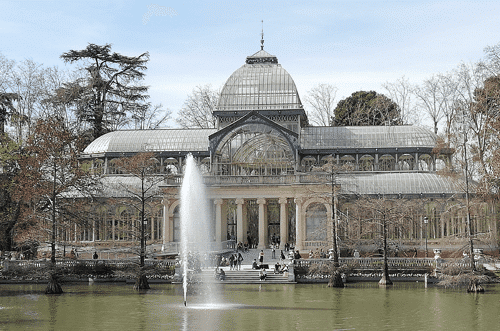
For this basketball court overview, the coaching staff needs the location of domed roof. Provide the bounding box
[82,128,216,155]
[216,49,303,112]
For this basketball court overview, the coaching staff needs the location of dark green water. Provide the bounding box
[1,282,499,330]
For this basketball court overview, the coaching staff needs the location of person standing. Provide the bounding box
[259,250,264,264]
[229,254,235,270]
[237,252,243,270]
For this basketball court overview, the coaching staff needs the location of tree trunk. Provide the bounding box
[133,270,150,290]
[379,217,393,286]
[45,269,63,294]
[467,278,484,293]
[328,270,344,288]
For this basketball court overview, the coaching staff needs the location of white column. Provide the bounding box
[279,197,288,249]
[257,198,267,249]
[295,197,304,251]
[214,199,223,242]
[236,198,245,244]
[151,215,155,241]
[162,200,170,246]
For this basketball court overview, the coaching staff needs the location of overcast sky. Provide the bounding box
[2,0,500,128]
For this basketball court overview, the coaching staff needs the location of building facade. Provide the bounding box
[80,48,498,252]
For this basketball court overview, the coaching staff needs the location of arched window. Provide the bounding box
[398,154,414,170]
[418,154,432,171]
[108,159,124,175]
[436,155,448,171]
[320,155,335,166]
[379,154,395,171]
[164,158,179,175]
[118,210,132,241]
[92,159,104,175]
[301,156,316,172]
[213,123,295,176]
[200,157,211,174]
[359,155,374,171]
[340,155,355,167]
[305,203,327,241]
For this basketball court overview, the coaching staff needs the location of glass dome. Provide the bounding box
[217,50,303,112]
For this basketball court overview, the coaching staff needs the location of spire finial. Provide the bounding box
[260,20,264,50]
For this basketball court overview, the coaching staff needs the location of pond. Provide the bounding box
[1,282,499,330]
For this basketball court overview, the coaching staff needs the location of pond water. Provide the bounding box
[1,282,499,331]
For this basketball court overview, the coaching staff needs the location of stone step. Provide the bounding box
[198,269,294,284]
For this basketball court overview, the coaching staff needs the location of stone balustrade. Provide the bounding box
[1,259,177,272]
[163,174,333,187]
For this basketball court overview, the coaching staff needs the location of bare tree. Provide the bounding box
[109,152,167,290]
[305,83,337,126]
[17,117,99,294]
[413,75,448,135]
[481,42,500,76]
[129,103,172,130]
[450,62,490,179]
[382,76,419,125]
[348,196,415,286]
[176,84,218,128]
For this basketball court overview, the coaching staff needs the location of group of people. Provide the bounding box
[273,261,288,274]
[228,252,244,270]
[236,241,249,252]
[308,248,327,259]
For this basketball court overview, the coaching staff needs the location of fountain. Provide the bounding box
[179,154,216,307]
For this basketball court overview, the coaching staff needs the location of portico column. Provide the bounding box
[161,199,170,247]
[236,198,245,244]
[295,197,304,252]
[257,198,267,249]
[279,197,288,249]
[151,216,155,241]
[214,199,223,242]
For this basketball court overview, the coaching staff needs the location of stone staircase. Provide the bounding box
[200,268,294,284]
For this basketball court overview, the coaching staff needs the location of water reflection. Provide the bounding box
[0,283,499,330]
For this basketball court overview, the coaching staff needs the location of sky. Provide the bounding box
[2,0,500,128]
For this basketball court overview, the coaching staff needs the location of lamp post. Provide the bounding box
[423,216,428,258]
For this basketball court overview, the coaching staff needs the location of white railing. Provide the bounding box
[163,174,333,186]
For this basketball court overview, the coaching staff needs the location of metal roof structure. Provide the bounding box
[339,172,462,196]
[82,129,216,155]
[216,50,303,112]
[301,125,438,150]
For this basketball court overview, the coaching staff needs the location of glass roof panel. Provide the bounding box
[217,63,303,112]
[339,173,461,195]
[83,129,216,154]
[300,126,437,149]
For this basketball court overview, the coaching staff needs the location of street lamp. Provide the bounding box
[423,216,428,258]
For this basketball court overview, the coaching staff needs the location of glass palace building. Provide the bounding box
[80,48,498,253]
